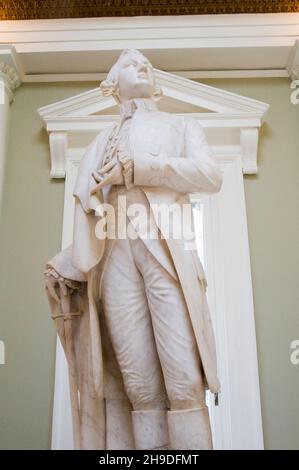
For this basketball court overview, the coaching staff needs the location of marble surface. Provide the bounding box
[45,49,222,450]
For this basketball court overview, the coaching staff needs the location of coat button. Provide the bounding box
[150,163,160,171]
[149,177,160,186]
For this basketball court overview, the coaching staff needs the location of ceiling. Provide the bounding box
[0,0,298,20]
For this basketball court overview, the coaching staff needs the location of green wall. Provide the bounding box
[0,79,298,449]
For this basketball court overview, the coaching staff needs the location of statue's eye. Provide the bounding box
[124,61,137,68]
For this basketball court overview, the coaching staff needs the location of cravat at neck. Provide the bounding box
[119,98,157,119]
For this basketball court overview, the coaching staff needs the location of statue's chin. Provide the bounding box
[120,82,154,101]
[136,81,154,96]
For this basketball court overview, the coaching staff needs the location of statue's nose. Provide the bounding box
[138,63,148,72]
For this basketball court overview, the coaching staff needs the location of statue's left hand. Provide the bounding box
[118,149,134,190]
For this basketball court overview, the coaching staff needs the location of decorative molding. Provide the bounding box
[240,128,259,174]
[38,72,269,119]
[1,14,299,80]
[0,62,20,92]
[21,69,291,83]
[0,45,21,101]
[49,132,68,178]
[41,113,265,133]
[39,90,115,122]
[0,45,21,219]
[0,0,298,20]
[157,69,269,116]
[38,68,268,177]
[287,39,299,80]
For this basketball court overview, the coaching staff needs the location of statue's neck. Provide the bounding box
[119,98,157,119]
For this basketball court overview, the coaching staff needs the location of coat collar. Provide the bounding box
[119,98,158,119]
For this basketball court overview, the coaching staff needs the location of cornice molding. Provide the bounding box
[38,70,269,121]
[1,14,299,80]
[0,62,21,91]
[0,0,298,20]
[0,45,22,100]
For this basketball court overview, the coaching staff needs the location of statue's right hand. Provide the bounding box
[44,268,70,303]
[45,267,84,303]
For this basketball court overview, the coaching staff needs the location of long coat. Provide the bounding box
[46,106,222,449]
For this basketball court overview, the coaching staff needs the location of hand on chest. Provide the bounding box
[101,111,184,175]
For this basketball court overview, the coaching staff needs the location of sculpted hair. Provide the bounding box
[100,49,163,102]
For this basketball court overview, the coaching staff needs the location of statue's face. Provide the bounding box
[117,52,155,101]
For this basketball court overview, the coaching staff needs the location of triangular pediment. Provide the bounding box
[38,68,269,179]
[38,68,268,122]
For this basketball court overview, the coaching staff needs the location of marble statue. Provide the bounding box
[44,49,222,450]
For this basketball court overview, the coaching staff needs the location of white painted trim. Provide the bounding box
[0,45,22,91]
[1,14,299,50]
[19,69,290,83]
[42,113,265,131]
[38,72,269,119]
[51,339,73,450]
[0,75,10,218]
[202,157,263,449]
[51,155,80,450]
[37,69,268,180]
[49,132,67,178]
[0,48,20,217]
[46,126,261,179]
[1,14,299,81]
[240,128,259,175]
[175,69,289,79]
[287,39,299,79]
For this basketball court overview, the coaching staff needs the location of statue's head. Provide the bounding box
[100,49,162,102]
